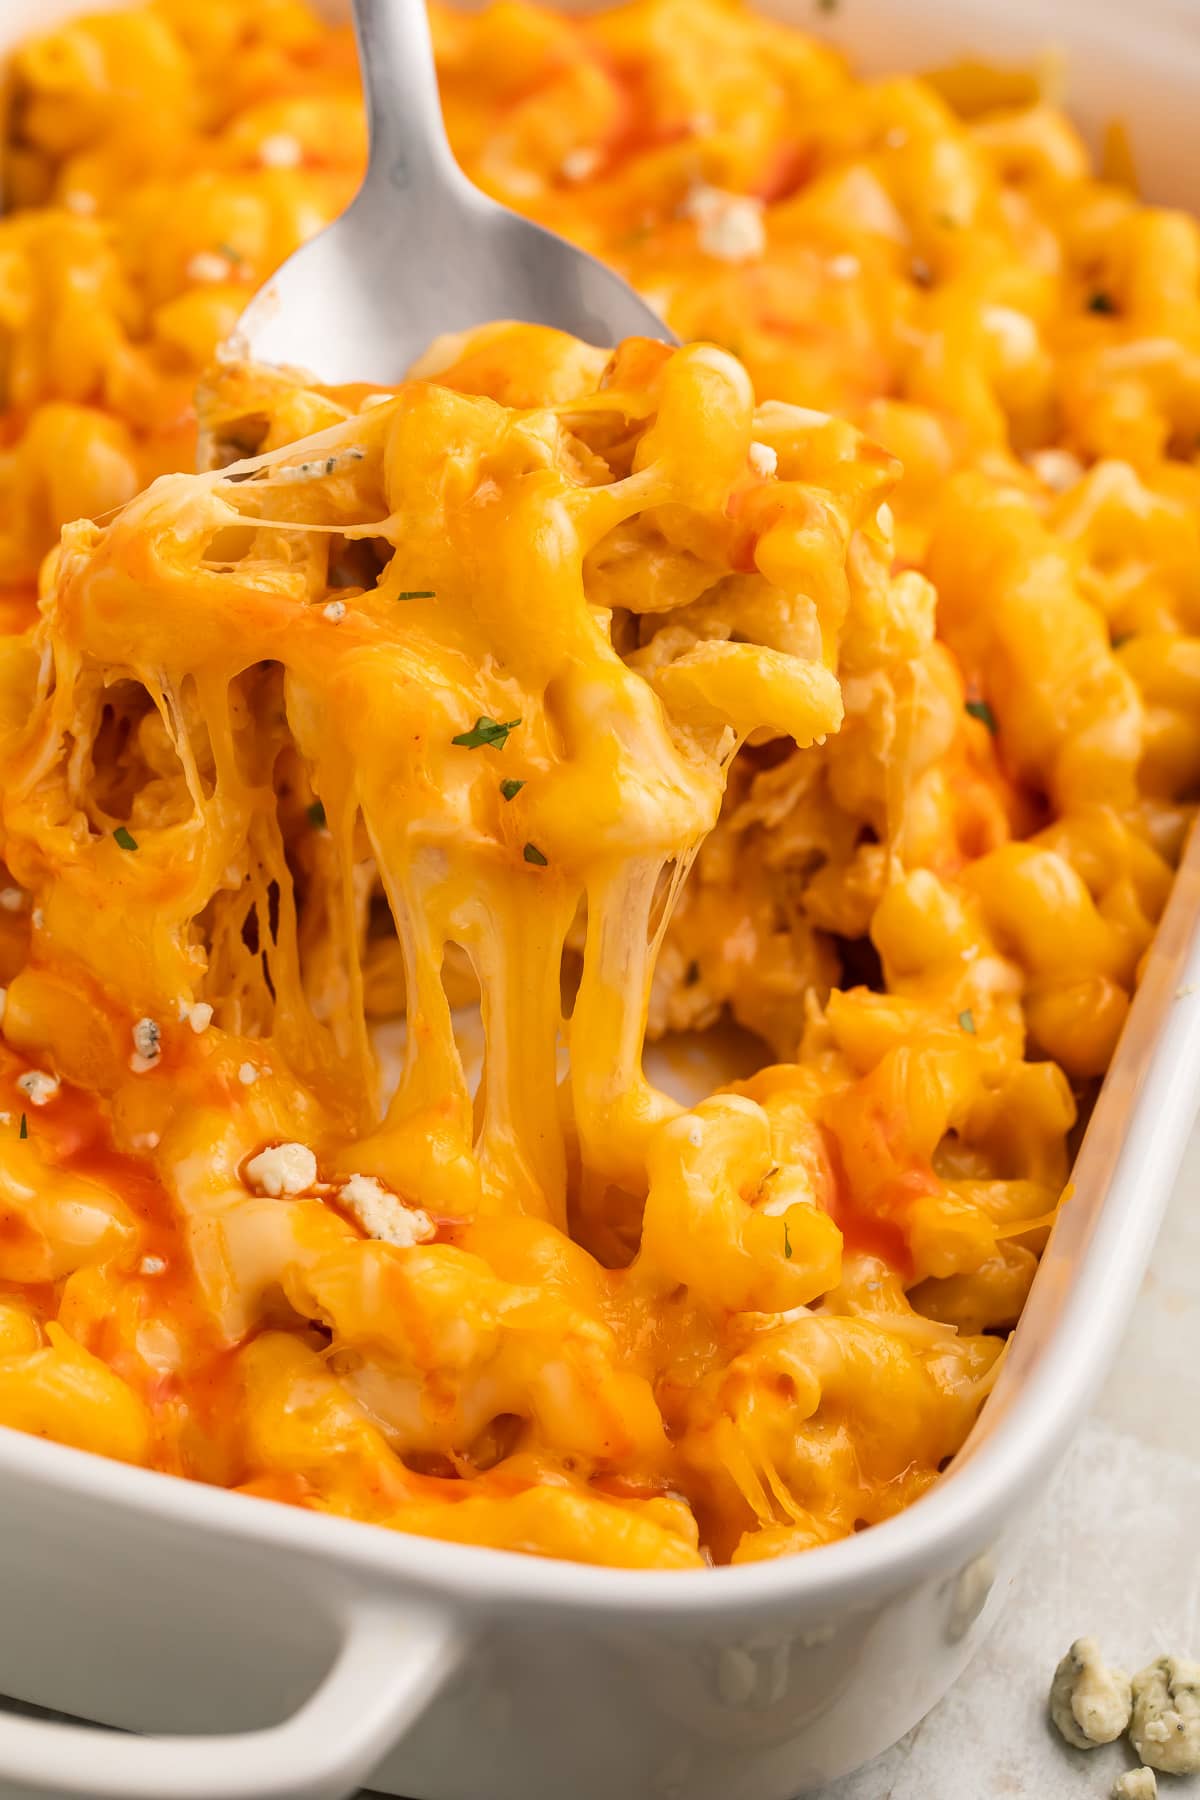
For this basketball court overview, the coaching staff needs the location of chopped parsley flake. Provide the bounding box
[217,242,241,264]
[1087,290,1117,315]
[453,715,521,751]
[783,1220,793,1259]
[396,590,435,601]
[18,1113,27,1140]
[965,698,997,733]
[113,826,138,851]
[958,1009,976,1034]
[523,842,548,867]
[1111,631,1133,649]
[306,801,327,829]
[500,778,525,801]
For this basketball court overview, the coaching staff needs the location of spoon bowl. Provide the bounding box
[236,0,674,383]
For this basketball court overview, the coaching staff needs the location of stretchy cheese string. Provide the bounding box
[9,344,841,1224]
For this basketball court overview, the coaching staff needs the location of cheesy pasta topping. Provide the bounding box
[0,0,1195,1569]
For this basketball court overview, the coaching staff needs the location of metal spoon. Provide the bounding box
[236,0,674,383]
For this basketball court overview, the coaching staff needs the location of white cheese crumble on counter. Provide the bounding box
[1130,1656,1200,1774]
[1113,1769,1157,1799]
[1049,1638,1132,1748]
[339,1173,435,1247]
[245,1142,318,1197]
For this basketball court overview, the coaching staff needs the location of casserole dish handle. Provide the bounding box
[0,1594,463,1800]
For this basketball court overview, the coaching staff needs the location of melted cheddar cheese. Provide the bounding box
[0,0,1194,1569]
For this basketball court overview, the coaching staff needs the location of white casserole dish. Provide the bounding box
[1,2,1200,1796]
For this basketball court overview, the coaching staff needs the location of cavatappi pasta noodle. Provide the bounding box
[0,0,1194,1570]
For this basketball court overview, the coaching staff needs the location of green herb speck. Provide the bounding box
[783,1220,793,1259]
[18,1113,27,1140]
[453,716,521,751]
[500,778,525,802]
[113,825,138,851]
[307,801,326,829]
[396,590,436,601]
[523,842,548,867]
[1087,290,1117,315]
[965,698,997,733]
[958,1009,976,1034]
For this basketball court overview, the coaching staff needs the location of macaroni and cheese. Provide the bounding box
[0,0,1196,1569]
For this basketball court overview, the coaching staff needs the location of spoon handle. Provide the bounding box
[351,0,461,196]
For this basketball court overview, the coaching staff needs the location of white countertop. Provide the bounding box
[825,1124,1200,1800]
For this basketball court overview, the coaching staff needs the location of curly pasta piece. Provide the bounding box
[0,1323,152,1466]
[637,1094,841,1314]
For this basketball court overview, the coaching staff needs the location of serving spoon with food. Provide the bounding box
[237,0,674,383]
